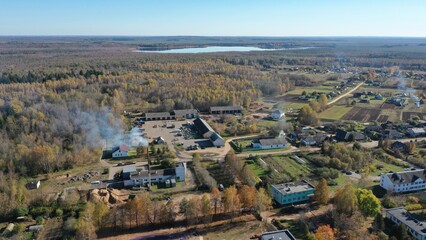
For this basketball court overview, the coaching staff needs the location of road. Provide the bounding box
[352,137,426,149]
[327,81,365,105]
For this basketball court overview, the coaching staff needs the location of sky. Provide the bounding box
[0,0,425,37]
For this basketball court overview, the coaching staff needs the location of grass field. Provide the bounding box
[368,160,406,177]
[271,155,312,178]
[319,105,353,120]
[246,160,268,177]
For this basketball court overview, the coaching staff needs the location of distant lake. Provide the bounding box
[135,46,313,53]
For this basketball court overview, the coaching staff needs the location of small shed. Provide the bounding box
[26,180,41,190]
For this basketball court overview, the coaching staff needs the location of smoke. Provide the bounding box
[68,106,148,148]
[397,75,421,107]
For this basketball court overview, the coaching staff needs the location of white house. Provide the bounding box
[380,169,426,193]
[112,144,129,158]
[271,110,285,120]
[123,162,187,188]
[252,138,287,150]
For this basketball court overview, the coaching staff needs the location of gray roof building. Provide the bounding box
[386,207,426,240]
[259,229,296,240]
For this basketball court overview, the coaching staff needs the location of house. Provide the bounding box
[209,106,242,115]
[172,109,199,119]
[258,229,296,240]
[252,138,287,150]
[153,136,166,144]
[271,109,285,120]
[380,169,426,193]
[335,129,365,142]
[375,94,384,100]
[123,162,187,188]
[26,180,41,190]
[407,128,426,137]
[391,141,407,152]
[300,133,328,146]
[112,144,129,158]
[383,130,404,139]
[364,125,383,133]
[271,180,315,205]
[386,207,426,240]
[209,133,225,147]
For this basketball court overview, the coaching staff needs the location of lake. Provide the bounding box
[135,46,313,53]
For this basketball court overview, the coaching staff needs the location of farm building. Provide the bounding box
[123,162,187,188]
[407,128,426,137]
[209,106,242,115]
[173,109,199,119]
[271,180,315,205]
[193,117,225,147]
[386,207,426,240]
[380,169,426,193]
[209,133,225,147]
[335,129,365,142]
[143,112,173,121]
[252,137,287,149]
[271,109,285,120]
[112,144,129,158]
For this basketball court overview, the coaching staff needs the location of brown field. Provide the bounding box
[402,112,426,121]
[342,107,381,122]
[377,115,389,122]
[381,103,399,110]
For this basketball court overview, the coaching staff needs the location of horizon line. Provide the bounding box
[0,35,426,38]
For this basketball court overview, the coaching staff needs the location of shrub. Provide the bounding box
[36,216,45,225]
[405,203,423,211]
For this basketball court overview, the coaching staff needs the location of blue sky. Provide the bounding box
[0,0,425,36]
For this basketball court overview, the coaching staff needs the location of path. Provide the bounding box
[327,81,365,105]
[237,146,320,158]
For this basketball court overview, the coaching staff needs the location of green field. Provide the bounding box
[319,105,353,120]
[246,160,268,177]
[271,155,312,178]
[368,160,406,177]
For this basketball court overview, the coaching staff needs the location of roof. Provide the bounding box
[119,144,129,152]
[258,138,287,146]
[259,229,296,240]
[386,207,426,235]
[384,169,426,185]
[335,129,365,141]
[365,125,383,132]
[173,109,198,115]
[408,128,426,134]
[144,112,171,118]
[129,168,176,179]
[209,132,224,142]
[210,106,242,112]
[123,165,137,173]
[302,134,327,143]
[193,118,215,135]
[272,109,285,114]
[272,181,314,195]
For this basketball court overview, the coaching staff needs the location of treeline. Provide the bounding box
[79,185,271,238]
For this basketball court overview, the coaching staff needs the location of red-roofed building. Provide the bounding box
[112,144,129,158]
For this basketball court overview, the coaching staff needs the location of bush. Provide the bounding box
[382,195,397,208]
[54,208,63,217]
[36,216,45,225]
[405,203,423,211]
[12,207,29,218]
[30,206,52,218]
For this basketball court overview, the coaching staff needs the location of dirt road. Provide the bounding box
[327,81,365,105]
